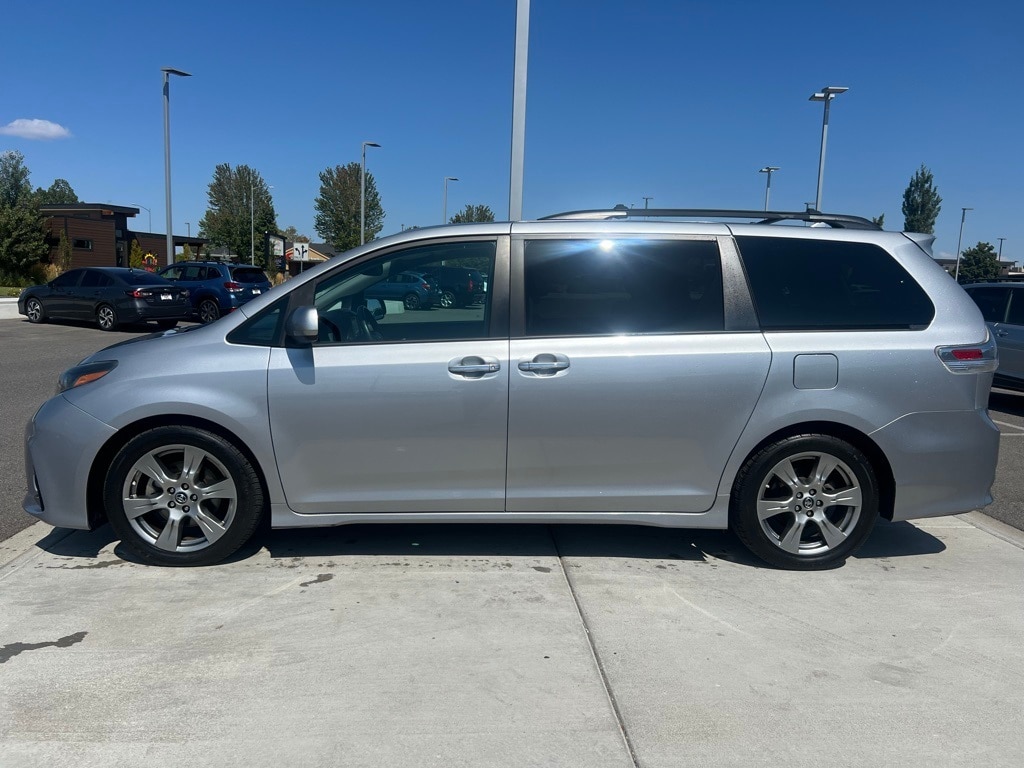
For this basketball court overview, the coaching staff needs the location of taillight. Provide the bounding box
[936,332,998,373]
[468,278,475,291]
[125,289,144,298]
[224,281,242,292]
[421,282,431,290]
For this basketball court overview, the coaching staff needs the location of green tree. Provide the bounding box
[129,240,146,269]
[450,204,495,224]
[956,241,1001,284]
[280,225,310,243]
[871,213,885,228]
[902,164,942,234]
[198,163,277,270]
[56,230,73,273]
[35,178,79,205]
[178,243,193,262]
[0,150,48,282]
[314,162,383,251]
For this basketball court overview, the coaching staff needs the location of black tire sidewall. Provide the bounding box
[730,434,879,570]
[104,426,265,566]
[199,300,220,323]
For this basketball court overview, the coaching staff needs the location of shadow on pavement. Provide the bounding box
[990,388,1024,416]
[30,517,946,569]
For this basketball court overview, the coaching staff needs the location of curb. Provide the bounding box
[958,510,1024,550]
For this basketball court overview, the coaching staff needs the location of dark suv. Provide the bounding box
[158,261,271,323]
[425,265,486,308]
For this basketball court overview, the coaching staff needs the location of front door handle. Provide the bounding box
[448,356,501,378]
[518,353,570,376]
[997,330,1009,337]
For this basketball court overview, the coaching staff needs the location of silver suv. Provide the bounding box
[23,208,1000,569]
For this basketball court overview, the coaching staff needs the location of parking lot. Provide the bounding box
[3,313,1024,767]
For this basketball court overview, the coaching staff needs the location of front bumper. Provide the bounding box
[872,409,1000,521]
[23,395,117,530]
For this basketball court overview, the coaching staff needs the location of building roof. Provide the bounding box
[41,203,140,216]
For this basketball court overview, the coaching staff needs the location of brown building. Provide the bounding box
[41,203,206,269]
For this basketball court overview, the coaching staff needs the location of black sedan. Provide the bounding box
[18,267,193,331]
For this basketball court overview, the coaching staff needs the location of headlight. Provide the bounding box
[58,360,118,393]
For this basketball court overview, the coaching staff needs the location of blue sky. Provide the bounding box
[1,0,1021,262]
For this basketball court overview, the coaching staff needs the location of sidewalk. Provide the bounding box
[0,298,21,320]
[2,515,1023,767]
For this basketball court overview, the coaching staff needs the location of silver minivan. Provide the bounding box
[23,208,1000,569]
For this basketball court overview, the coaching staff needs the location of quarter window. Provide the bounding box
[522,239,724,337]
[737,237,935,331]
[73,239,93,250]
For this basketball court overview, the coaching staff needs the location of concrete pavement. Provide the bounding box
[0,298,21,320]
[2,516,1023,767]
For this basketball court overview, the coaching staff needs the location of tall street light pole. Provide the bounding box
[361,141,380,245]
[998,237,1006,260]
[443,176,459,223]
[509,0,529,221]
[953,207,973,282]
[808,85,848,212]
[162,67,191,265]
[759,166,780,211]
[131,203,152,232]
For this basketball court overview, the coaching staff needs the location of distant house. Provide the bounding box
[283,242,337,275]
[41,203,207,269]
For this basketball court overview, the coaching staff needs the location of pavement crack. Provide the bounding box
[0,631,87,664]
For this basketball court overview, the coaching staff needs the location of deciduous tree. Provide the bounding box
[956,241,1000,283]
[314,162,383,251]
[0,150,48,282]
[281,225,310,243]
[450,204,495,224]
[199,164,277,269]
[902,165,942,234]
[35,178,79,205]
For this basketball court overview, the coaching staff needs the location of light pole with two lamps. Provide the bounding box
[758,166,780,211]
[162,66,191,265]
[361,141,380,245]
[808,85,847,212]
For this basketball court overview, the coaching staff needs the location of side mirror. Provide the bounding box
[286,305,319,344]
[366,299,386,321]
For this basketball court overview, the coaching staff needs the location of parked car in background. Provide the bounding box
[425,265,486,307]
[964,281,1024,390]
[18,267,192,331]
[364,270,442,310]
[158,261,271,324]
[23,208,999,570]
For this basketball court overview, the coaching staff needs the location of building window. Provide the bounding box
[73,239,93,250]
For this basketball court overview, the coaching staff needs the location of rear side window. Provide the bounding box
[523,239,724,336]
[81,271,113,288]
[967,287,1011,323]
[121,271,171,286]
[232,268,267,284]
[736,237,935,331]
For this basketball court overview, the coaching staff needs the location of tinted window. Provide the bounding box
[81,271,113,288]
[232,268,267,284]
[119,271,172,286]
[968,287,1011,323]
[183,266,205,280]
[313,241,496,345]
[523,239,724,337]
[737,237,935,331]
[161,266,184,281]
[52,270,83,288]
[1006,289,1024,326]
[227,296,288,347]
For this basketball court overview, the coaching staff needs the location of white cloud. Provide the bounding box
[0,118,72,140]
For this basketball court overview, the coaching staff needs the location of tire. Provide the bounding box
[729,434,878,570]
[198,299,221,324]
[403,292,421,311]
[25,297,46,324]
[439,290,455,309]
[156,320,178,330]
[97,304,118,331]
[104,426,265,566]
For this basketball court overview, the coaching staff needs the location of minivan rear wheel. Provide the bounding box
[104,426,265,566]
[730,434,878,570]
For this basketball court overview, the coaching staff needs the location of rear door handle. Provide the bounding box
[448,356,501,378]
[518,354,570,376]
[996,330,1009,337]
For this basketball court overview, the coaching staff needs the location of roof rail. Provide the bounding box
[539,205,880,230]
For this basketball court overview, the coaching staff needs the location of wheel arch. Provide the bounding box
[732,420,896,521]
[86,414,272,530]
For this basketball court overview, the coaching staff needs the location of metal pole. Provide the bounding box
[161,68,190,265]
[759,167,779,211]
[815,96,830,212]
[360,142,380,245]
[953,207,972,282]
[186,222,190,237]
[508,0,529,221]
[250,177,255,265]
[443,176,458,223]
[998,238,1006,259]
[131,204,152,232]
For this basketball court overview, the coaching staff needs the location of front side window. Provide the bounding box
[522,239,724,337]
[737,236,935,331]
[312,240,496,345]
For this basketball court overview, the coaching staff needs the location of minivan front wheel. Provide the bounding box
[104,426,265,566]
[730,435,878,570]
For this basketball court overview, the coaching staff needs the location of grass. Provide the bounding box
[0,286,23,298]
